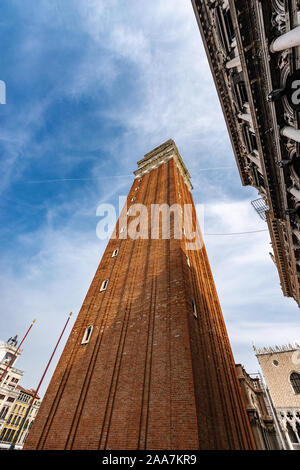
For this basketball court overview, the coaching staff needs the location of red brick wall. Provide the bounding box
[25,158,255,450]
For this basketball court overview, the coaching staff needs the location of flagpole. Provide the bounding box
[9,313,72,450]
[0,320,36,385]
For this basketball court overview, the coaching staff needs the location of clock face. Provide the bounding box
[3,352,16,365]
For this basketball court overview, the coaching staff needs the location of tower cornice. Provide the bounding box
[134,139,193,191]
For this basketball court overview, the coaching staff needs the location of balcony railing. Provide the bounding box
[251,198,269,221]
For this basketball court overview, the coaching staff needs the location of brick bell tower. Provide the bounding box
[25,140,255,450]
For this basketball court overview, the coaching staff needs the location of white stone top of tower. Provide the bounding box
[0,339,22,367]
[134,139,193,191]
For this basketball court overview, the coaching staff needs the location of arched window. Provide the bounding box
[81,326,93,345]
[296,422,300,440]
[287,422,298,444]
[100,279,109,292]
[0,406,9,419]
[192,299,197,319]
[0,427,7,440]
[290,372,300,394]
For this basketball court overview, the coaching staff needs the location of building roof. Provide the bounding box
[253,343,300,356]
[16,385,40,400]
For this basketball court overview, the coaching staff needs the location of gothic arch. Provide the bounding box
[286,421,298,444]
[290,372,300,394]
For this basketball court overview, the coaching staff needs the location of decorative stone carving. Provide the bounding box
[271,0,286,34]
[192,0,300,305]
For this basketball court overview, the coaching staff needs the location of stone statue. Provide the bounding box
[7,335,18,347]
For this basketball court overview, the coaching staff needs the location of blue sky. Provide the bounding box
[1,0,299,397]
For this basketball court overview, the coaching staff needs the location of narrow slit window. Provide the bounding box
[131,197,136,202]
[100,279,109,292]
[216,6,234,53]
[82,325,93,345]
[120,226,126,234]
[249,131,258,152]
[192,299,197,319]
[186,255,191,268]
[242,125,255,154]
[112,249,119,258]
[223,8,235,43]
[239,81,248,105]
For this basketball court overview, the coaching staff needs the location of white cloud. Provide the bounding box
[0,223,106,395]
[74,0,225,160]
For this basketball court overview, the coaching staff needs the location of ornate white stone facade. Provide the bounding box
[255,344,300,450]
[192,0,300,306]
